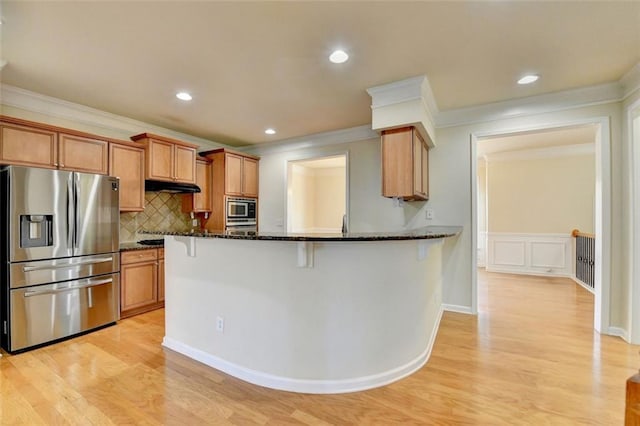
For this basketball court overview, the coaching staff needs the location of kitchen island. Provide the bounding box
[159,226,460,394]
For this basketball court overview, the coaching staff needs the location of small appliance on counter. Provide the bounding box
[0,166,120,353]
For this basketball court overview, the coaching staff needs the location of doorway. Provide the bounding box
[286,154,348,233]
[471,117,611,334]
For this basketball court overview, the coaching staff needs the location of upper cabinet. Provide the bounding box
[202,148,259,198]
[182,157,212,213]
[381,126,429,201]
[58,133,109,174]
[224,152,259,197]
[109,141,145,212]
[130,133,197,184]
[0,117,108,174]
[200,148,260,231]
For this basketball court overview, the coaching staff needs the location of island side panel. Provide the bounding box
[163,236,444,393]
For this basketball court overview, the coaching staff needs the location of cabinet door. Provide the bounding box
[225,153,243,195]
[174,145,196,183]
[147,139,174,181]
[413,131,422,195]
[157,257,165,302]
[59,133,109,174]
[242,157,259,197]
[421,142,429,200]
[120,260,158,314]
[0,123,58,168]
[109,143,144,211]
[194,160,212,212]
[381,128,413,198]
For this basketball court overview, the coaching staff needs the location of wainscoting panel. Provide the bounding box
[492,241,526,266]
[487,233,572,277]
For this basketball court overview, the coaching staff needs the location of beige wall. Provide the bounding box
[486,155,595,234]
[289,165,315,232]
[313,167,346,231]
[289,164,346,232]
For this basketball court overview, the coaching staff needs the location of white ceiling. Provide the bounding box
[1,1,639,146]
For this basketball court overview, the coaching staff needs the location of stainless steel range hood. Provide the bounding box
[145,180,201,193]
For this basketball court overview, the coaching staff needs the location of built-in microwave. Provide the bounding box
[226,196,257,228]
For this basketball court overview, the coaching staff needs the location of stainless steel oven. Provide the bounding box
[226,196,257,229]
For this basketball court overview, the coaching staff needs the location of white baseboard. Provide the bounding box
[442,304,474,314]
[607,326,630,342]
[162,307,444,394]
[486,232,573,277]
[570,275,595,294]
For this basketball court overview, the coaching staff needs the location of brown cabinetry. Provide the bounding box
[58,133,109,174]
[109,142,145,212]
[182,157,212,213]
[130,133,197,184]
[0,117,108,174]
[120,248,164,318]
[200,148,260,231]
[381,126,429,201]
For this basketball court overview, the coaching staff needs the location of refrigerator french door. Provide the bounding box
[1,166,120,353]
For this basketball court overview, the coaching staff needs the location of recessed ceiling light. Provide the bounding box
[517,75,539,85]
[329,50,349,64]
[176,92,192,101]
[265,128,276,135]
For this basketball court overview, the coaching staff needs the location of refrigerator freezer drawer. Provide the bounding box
[9,254,120,289]
[8,273,120,352]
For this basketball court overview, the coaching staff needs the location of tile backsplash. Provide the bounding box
[120,192,191,242]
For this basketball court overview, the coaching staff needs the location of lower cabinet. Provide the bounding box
[120,248,165,319]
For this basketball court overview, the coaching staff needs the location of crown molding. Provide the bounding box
[241,125,377,156]
[621,62,640,100]
[435,82,623,128]
[483,143,595,163]
[366,75,439,114]
[0,84,224,150]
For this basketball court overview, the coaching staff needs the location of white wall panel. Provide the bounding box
[487,233,572,277]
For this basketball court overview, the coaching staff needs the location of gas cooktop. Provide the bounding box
[137,239,164,246]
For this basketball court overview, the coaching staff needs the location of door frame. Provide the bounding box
[470,116,611,334]
[629,98,640,343]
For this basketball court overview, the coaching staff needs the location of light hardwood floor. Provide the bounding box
[1,270,638,425]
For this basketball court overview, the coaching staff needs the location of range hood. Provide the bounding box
[145,180,201,194]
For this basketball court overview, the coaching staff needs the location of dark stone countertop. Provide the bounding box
[119,241,165,252]
[139,226,462,242]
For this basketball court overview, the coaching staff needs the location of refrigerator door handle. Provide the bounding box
[23,277,113,297]
[67,175,75,249]
[73,173,80,248]
[22,256,114,272]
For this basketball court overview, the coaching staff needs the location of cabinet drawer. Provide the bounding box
[121,249,157,264]
[158,248,164,259]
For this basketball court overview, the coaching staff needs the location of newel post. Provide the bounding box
[626,369,640,425]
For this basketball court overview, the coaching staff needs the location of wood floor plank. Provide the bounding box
[1,270,638,424]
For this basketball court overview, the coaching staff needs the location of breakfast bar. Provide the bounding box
[160,226,460,394]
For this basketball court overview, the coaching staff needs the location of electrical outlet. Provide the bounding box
[216,316,224,333]
[426,209,434,220]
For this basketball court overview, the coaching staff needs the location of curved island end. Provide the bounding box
[159,226,461,394]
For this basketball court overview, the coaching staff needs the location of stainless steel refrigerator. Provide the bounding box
[1,166,120,353]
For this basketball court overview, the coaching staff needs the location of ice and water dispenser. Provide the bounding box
[19,215,53,248]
